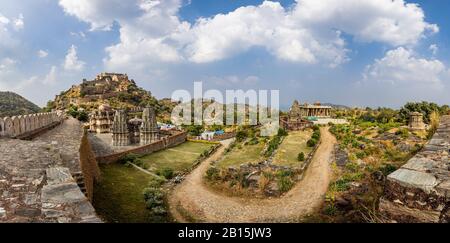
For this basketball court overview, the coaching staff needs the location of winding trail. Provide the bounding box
[168,127,337,223]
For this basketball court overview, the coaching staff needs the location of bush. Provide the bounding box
[297,152,305,162]
[380,164,397,176]
[395,128,410,139]
[118,153,140,165]
[205,166,220,180]
[333,179,350,192]
[236,130,248,142]
[157,167,174,180]
[277,176,294,193]
[143,187,165,214]
[277,128,288,137]
[307,138,318,147]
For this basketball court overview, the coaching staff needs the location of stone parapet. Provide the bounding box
[380,115,450,223]
[0,111,64,139]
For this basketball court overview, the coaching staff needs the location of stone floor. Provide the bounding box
[0,118,101,223]
[88,133,143,157]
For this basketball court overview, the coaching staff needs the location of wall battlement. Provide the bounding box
[0,112,64,139]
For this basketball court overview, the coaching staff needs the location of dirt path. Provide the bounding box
[168,127,337,223]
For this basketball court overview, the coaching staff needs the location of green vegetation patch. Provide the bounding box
[140,141,215,173]
[93,163,159,223]
[272,130,313,167]
[216,141,266,168]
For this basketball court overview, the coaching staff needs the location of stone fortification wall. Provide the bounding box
[380,115,450,223]
[0,112,64,140]
[96,131,187,164]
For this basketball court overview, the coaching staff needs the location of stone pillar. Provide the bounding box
[112,110,129,146]
[140,107,159,145]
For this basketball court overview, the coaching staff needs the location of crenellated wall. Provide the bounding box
[0,112,64,139]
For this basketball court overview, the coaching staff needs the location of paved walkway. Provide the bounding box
[33,117,84,172]
[0,117,100,222]
[168,127,337,223]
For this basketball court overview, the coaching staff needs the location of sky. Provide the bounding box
[0,0,450,109]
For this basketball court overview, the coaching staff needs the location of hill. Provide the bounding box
[0,91,41,117]
[45,73,179,121]
[47,73,158,111]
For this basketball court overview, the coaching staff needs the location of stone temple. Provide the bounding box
[111,107,159,146]
[88,104,114,134]
[281,100,332,131]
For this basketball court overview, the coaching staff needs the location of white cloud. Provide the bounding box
[293,0,438,46]
[429,44,438,55]
[211,75,260,86]
[63,45,85,71]
[364,47,448,86]
[58,0,438,70]
[43,66,58,85]
[13,14,24,30]
[37,50,48,58]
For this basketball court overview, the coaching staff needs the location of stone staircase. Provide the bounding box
[72,172,88,197]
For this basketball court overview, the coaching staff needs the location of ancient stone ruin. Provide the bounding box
[111,107,160,146]
[281,100,323,131]
[88,104,114,134]
[380,115,450,222]
[409,112,426,130]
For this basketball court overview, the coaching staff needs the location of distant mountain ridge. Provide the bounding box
[0,91,42,117]
[321,103,351,110]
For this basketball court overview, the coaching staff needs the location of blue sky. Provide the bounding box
[0,0,449,109]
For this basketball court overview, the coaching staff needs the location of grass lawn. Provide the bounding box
[93,163,158,223]
[93,141,215,223]
[273,130,313,167]
[216,141,266,168]
[140,141,215,173]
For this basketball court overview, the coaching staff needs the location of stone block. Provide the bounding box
[45,167,73,185]
[41,183,86,204]
[402,158,436,172]
[387,169,438,194]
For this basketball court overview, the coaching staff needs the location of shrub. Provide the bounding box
[264,135,282,157]
[323,203,337,216]
[277,128,288,137]
[395,128,410,139]
[355,151,367,159]
[247,136,259,145]
[297,152,305,162]
[380,164,397,176]
[333,179,350,192]
[157,167,174,180]
[236,130,248,142]
[143,180,168,216]
[307,138,318,147]
[205,166,220,180]
[277,176,294,193]
[118,153,140,165]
